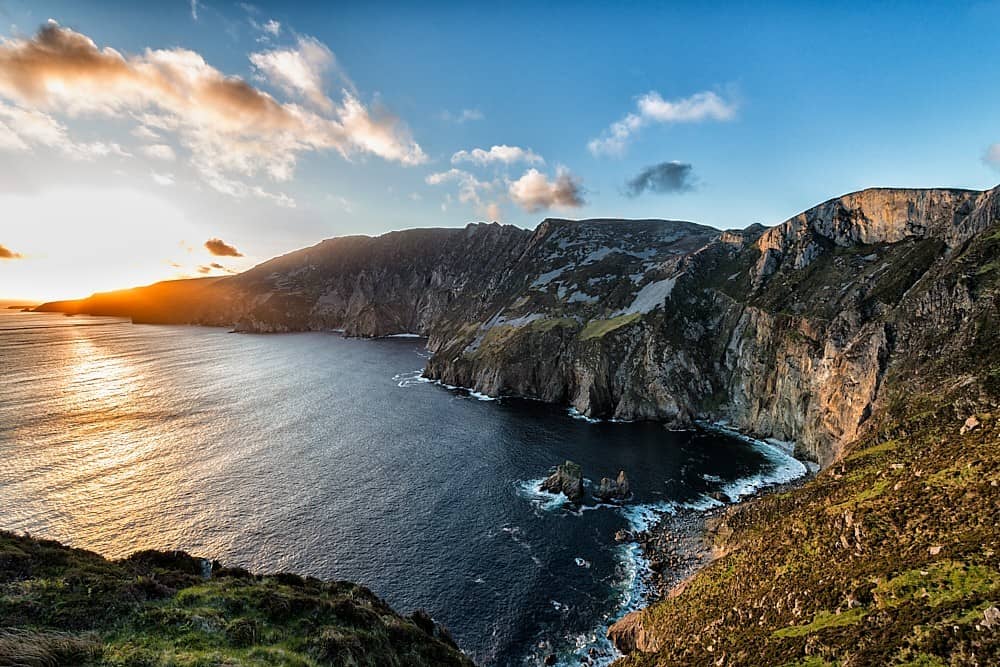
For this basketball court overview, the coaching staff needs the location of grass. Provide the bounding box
[772,608,867,638]
[579,313,641,340]
[611,394,1000,667]
[0,532,472,666]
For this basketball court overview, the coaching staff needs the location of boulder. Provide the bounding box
[594,470,630,502]
[960,415,981,435]
[708,490,732,503]
[541,461,584,501]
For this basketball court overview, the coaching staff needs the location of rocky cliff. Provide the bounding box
[38,185,1000,466]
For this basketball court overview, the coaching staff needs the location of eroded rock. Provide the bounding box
[541,461,584,501]
[594,470,631,502]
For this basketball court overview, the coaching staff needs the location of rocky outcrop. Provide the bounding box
[541,461,584,501]
[594,471,630,502]
[37,186,1000,467]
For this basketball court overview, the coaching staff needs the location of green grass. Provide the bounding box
[0,532,472,666]
[874,561,1000,609]
[579,313,641,340]
[772,608,867,638]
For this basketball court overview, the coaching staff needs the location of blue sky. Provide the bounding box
[0,0,999,299]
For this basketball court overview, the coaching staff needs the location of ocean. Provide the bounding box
[0,310,805,665]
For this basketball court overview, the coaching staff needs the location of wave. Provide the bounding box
[695,421,809,501]
[393,369,500,401]
[515,425,810,666]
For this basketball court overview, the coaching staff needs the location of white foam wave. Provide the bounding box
[567,407,601,423]
[697,421,809,501]
[515,478,570,511]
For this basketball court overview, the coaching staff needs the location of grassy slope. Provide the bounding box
[0,534,472,666]
[613,401,999,666]
[612,223,1000,666]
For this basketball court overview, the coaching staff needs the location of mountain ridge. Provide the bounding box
[35,185,1000,466]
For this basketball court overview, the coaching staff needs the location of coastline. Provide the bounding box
[405,370,817,664]
[510,417,813,667]
[606,426,814,658]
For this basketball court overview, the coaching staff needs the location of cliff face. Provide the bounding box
[38,186,1000,466]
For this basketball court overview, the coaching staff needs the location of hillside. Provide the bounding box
[38,185,1000,465]
[0,531,472,666]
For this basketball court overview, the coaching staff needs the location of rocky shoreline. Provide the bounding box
[610,455,814,656]
[638,473,811,602]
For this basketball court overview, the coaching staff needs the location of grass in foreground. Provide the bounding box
[0,534,472,666]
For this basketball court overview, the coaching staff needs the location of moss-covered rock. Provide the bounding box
[0,532,473,666]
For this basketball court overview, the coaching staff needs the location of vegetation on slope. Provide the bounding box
[0,533,471,666]
[612,393,999,666]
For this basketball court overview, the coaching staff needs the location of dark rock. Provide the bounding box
[594,470,630,502]
[708,491,732,503]
[541,461,584,501]
[545,654,557,665]
[614,529,634,543]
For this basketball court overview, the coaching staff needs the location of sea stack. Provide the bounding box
[541,461,584,501]
[594,470,630,502]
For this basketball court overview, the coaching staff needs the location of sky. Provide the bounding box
[0,1,999,302]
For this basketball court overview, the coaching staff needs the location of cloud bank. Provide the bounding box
[0,21,426,203]
[588,90,736,156]
[624,161,696,197]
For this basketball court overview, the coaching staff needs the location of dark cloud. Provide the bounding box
[624,161,696,197]
[0,244,23,259]
[204,237,243,257]
[197,261,238,275]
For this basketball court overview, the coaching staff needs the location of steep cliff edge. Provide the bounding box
[37,186,1000,466]
[0,530,472,666]
[608,207,1000,665]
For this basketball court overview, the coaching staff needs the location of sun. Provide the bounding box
[0,186,213,302]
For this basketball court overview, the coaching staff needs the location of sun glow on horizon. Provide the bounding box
[0,186,249,302]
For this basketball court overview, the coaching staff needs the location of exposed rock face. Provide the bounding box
[38,186,1000,466]
[541,461,584,501]
[594,470,630,502]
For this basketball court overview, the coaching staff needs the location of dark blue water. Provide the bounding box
[0,311,803,665]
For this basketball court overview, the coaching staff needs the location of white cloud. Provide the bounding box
[451,144,544,166]
[326,194,354,213]
[440,108,483,123]
[141,144,176,161]
[262,20,281,36]
[985,143,1000,169]
[507,167,584,212]
[588,90,737,157]
[151,171,175,186]
[199,167,295,207]
[190,0,199,21]
[0,21,426,202]
[0,100,130,160]
[131,125,160,140]
[426,168,494,206]
[250,35,336,111]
